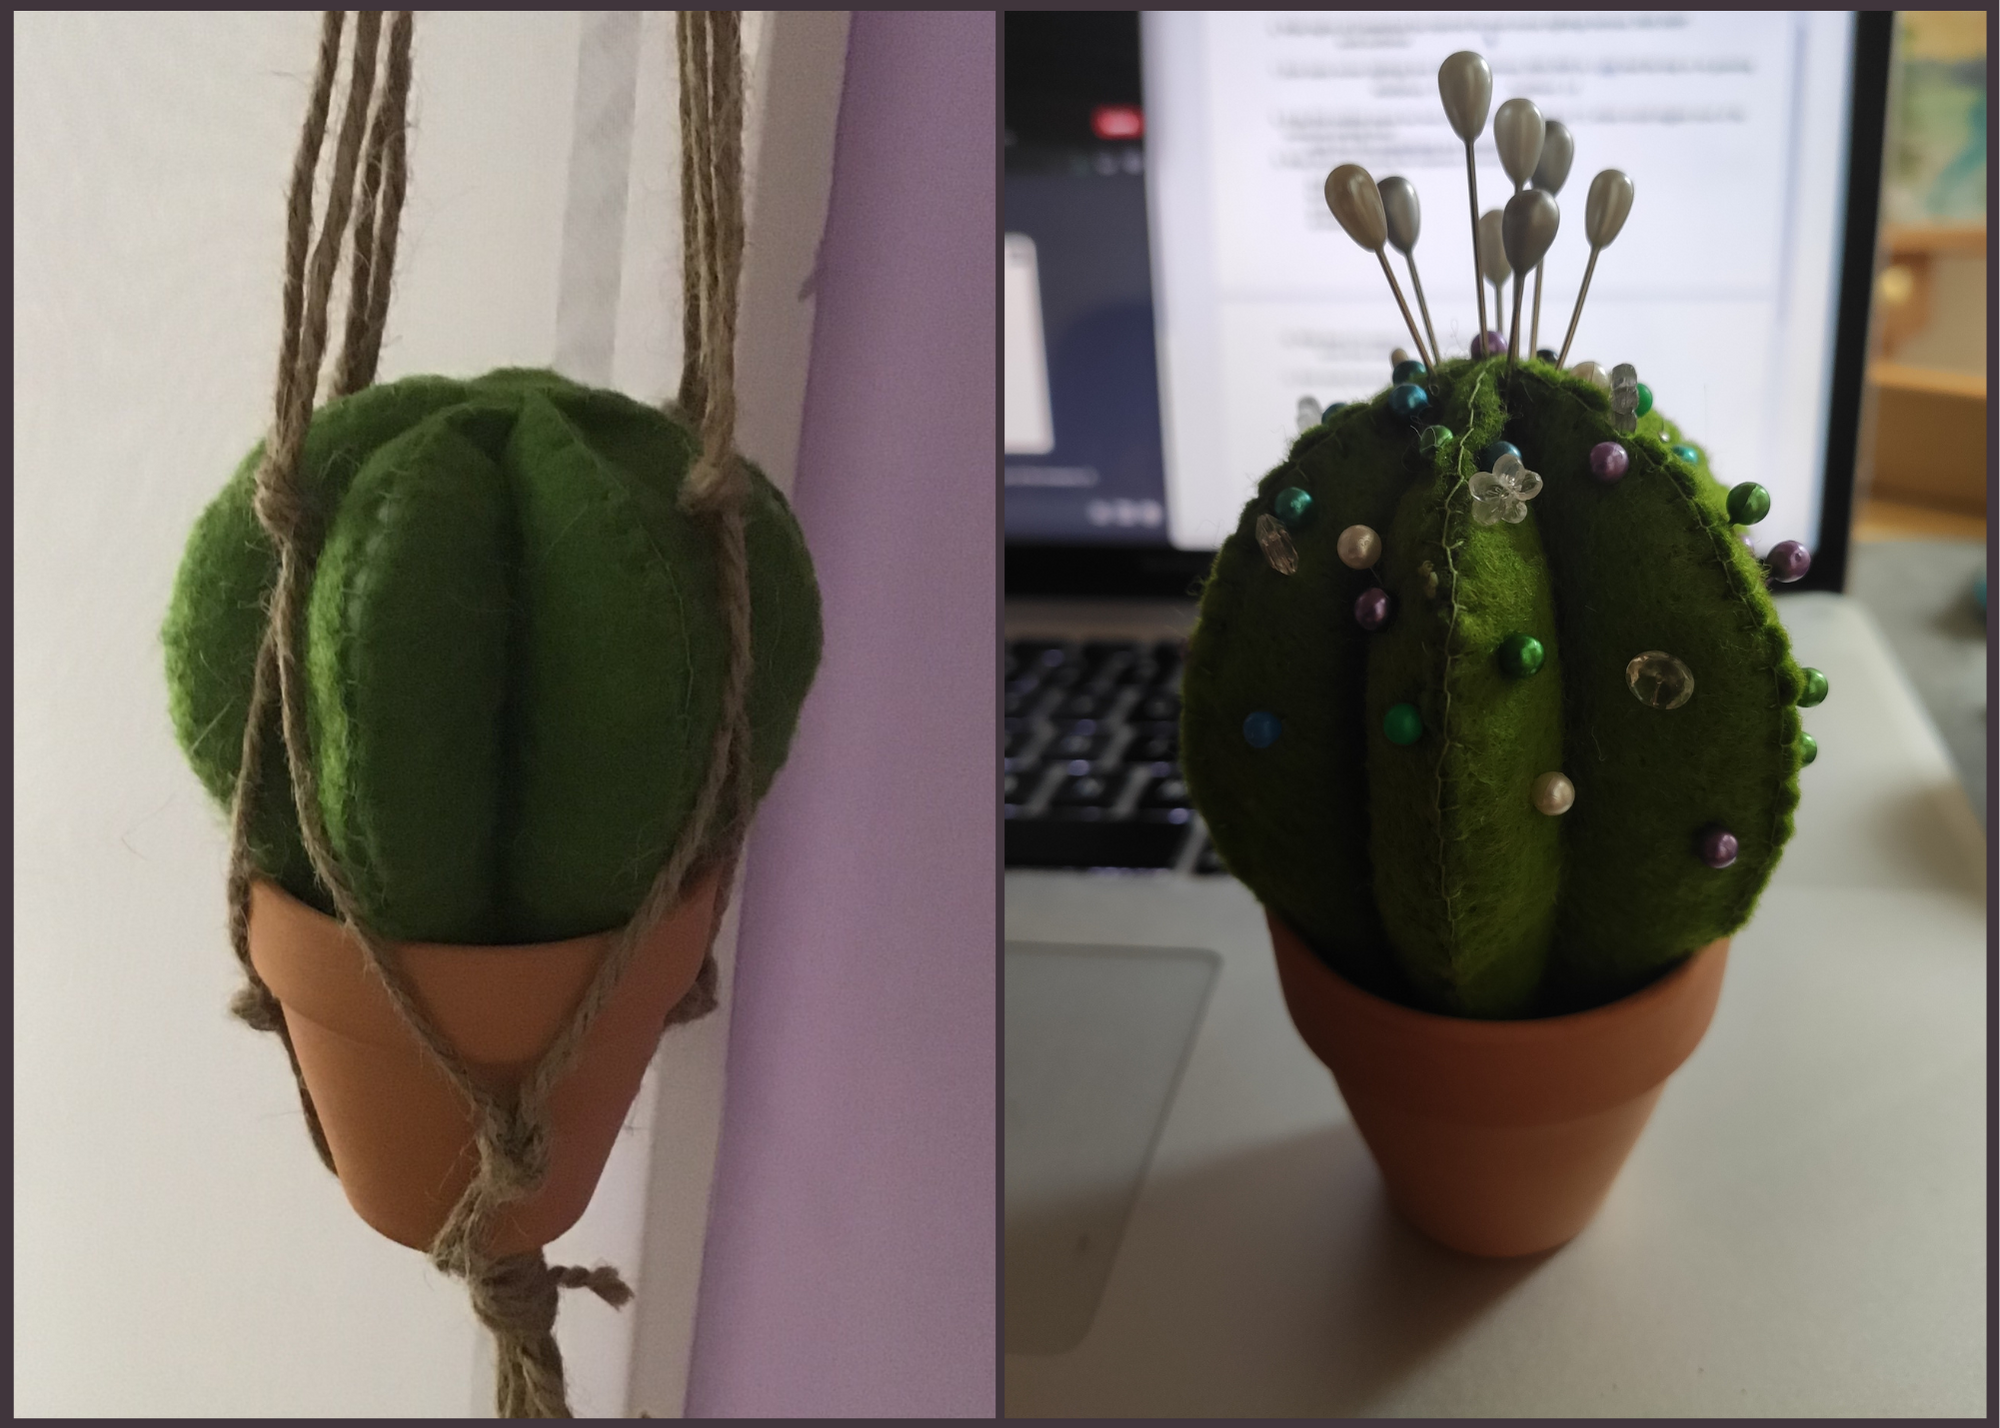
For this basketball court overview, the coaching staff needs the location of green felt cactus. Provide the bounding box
[163,367,822,946]
[1183,355,1817,1018]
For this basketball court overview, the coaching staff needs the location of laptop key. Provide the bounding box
[1004,817,1188,869]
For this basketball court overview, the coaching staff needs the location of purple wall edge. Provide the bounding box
[684,12,998,1418]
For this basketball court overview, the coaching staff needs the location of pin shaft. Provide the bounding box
[1464,142,1486,345]
[1531,263,1545,354]
[1556,247,1599,369]
[1377,250,1433,372]
[1405,253,1440,371]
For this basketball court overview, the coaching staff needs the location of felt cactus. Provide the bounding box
[163,367,822,945]
[1183,356,1816,1018]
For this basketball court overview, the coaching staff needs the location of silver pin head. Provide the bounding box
[1324,164,1388,251]
[1493,98,1546,189]
[1501,190,1560,273]
[1532,120,1575,194]
[1438,52,1493,141]
[1378,176,1422,254]
[1585,170,1636,248]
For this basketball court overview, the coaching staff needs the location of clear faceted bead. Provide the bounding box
[1471,496,1506,526]
[1256,513,1298,574]
[1499,495,1528,523]
[1626,650,1695,709]
[1471,470,1510,501]
[1296,397,1322,434]
[1510,465,1543,500]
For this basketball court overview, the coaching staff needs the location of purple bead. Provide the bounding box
[1355,587,1393,631]
[1589,441,1629,482]
[1698,826,1739,869]
[1468,330,1506,359]
[1766,540,1812,583]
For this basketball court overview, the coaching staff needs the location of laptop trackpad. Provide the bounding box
[1004,942,1220,1355]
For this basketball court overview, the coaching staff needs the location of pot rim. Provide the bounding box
[1268,910,1730,1124]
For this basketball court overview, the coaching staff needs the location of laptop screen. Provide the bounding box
[1004,11,1885,594]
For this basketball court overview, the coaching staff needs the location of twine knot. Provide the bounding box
[679,451,746,516]
[250,463,321,552]
[478,1115,552,1202]
[229,979,286,1033]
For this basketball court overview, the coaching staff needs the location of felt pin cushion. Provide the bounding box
[1182,357,1814,1019]
[164,367,822,944]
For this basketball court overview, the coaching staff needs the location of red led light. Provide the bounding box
[1091,105,1143,141]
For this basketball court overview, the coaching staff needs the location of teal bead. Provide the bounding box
[1798,731,1818,766]
[1799,667,1828,707]
[1386,382,1430,422]
[1274,486,1314,530]
[1672,444,1700,465]
[1479,440,1521,469]
[1392,358,1427,385]
[1322,402,1348,423]
[1383,702,1423,746]
[1726,481,1771,525]
[1635,382,1653,417]
[1244,711,1282,748]
[1498,633,1545,678]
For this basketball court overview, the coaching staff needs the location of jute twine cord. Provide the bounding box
[222,11,754,1417]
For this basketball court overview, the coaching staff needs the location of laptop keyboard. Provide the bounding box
[1004,637,1220,871]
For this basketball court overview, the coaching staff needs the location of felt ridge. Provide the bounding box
[1182,353,1804,1018]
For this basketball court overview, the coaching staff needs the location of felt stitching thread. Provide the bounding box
[1429,367,1488,993]
[222,12,754,1418]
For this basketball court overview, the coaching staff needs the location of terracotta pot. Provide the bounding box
[249,872,722,1256]
[1268,912,1728,1258]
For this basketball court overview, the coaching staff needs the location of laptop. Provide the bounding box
[1003,7,1893,1399]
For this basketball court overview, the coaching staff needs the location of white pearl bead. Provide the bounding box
[1569,360,1612,391]
[1336,524,1382,569]
[1532,771,1575,815]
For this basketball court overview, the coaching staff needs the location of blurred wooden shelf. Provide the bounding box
[1864,360,1987,517]
[1881,222,1988,258]
[1868,360,1985,400]
[1853,496,1986,543]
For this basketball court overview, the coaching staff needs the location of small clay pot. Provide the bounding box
[1268,912,1728,1258]
[249,872,721,1256]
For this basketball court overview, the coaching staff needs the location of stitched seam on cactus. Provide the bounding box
[1428,368,1490,978]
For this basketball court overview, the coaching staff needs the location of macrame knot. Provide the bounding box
[250,469,321,553]
[679,451,746,516]
[469,1249,565,1341]
[478,1114,552,1203]
[229,979,287,1033]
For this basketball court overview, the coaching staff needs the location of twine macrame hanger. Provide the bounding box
[222,12,754,1418]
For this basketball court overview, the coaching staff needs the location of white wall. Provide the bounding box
[13,11,840,1417]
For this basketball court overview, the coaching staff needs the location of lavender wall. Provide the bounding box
[683,12,998,1418]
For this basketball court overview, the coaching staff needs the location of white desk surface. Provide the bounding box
[1004,593,1990,1419]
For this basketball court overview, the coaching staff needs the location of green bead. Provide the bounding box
[1798,731,1818,766]
[1672,444,1700,465]
[1273,486,1314,530]
[1726,482,1771,525]
[1799,667,1828,707]
[1383,702,1423,746]
[1498,633,1545,678]
[1635,382,1653,417]
[1417,424,1454,453]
